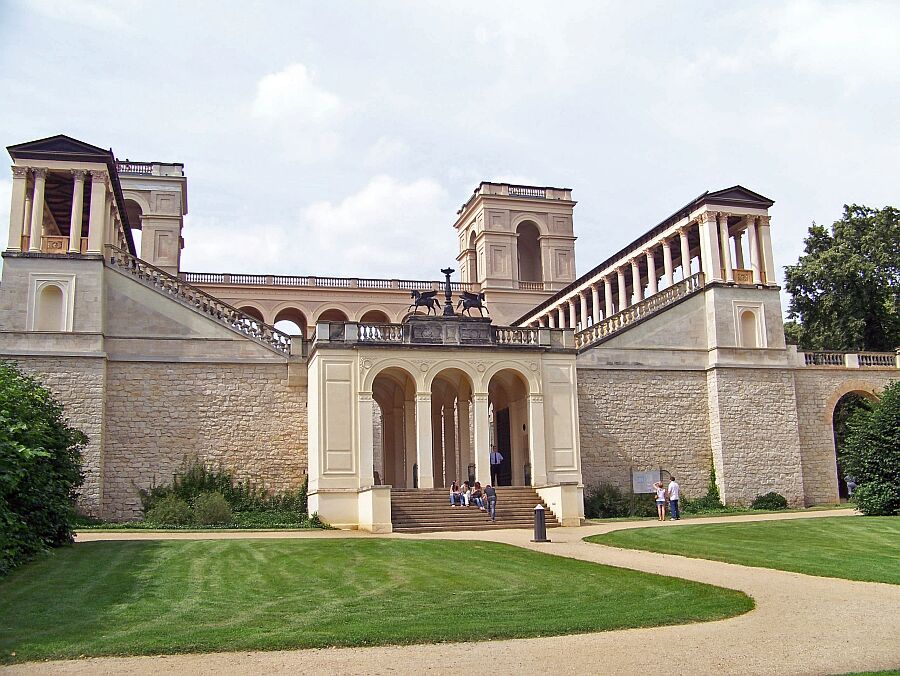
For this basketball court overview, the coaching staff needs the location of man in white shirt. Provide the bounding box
[667,476,681,520]
[489,448,503,485]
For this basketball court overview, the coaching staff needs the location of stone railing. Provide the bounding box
[116,161,153,175]
[494,327,540,346]
[358,323,404,343]
[575,272,705,351]
[518,281,544,291]
[181,271,476,292]
[105,246,294,356]
[802,351,899,368]
[508,185,546,198]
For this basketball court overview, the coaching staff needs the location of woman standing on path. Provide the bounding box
[654,481,667,521]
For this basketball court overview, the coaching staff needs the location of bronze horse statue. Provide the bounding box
[408,290,441,315]
[457,291,488,317]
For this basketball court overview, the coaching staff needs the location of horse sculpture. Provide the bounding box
[408,290,441,315]
[456,291,488,317]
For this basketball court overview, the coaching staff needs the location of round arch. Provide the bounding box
[825,381,881,501]
[510,213,548,236]
[487,368,531,486]
[480,360,541,396]
[516,220,543,283]
[824,381,881,424]
[273,306,308,336]
[430,367,476,488]
[121,190,151,216]
[34,283,65,331]
[237,305,265,323]
[315,307,350,323]
[423,360,480,393]
[359,308,391,324]
[371,366,418,488]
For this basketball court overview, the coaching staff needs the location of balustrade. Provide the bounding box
[116,161,153,175]
[508,185,546,198]
[493,327,539,345]
[181,271,476,292]
[106,246,292,355]
[801,351,897,368]
[859,353,897,368]
[575,272,704,350]
[358,323,404,343]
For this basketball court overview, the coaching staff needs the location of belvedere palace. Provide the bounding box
[1,135,896,531]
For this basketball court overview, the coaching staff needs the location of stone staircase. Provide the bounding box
[391,487,558,533]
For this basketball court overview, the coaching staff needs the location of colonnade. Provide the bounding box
[526,210,775,331]
[6,165,127,255]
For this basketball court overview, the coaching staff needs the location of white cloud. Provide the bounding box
[365,137,410,169]
[302,176,452,278]
[251,63,342,123]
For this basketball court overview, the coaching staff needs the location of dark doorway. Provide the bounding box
[496,408,512,486]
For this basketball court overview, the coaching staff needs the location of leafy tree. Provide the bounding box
[784,205,900,351]
[841,381,900,515]
[0,362,86,575]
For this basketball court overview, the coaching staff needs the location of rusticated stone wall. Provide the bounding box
[707,368,804,506]
[103,362,308,520]
[577,369,712,500]
[9,356,107,516]
[793,369,896,506]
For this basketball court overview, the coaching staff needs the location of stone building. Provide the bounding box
[1,135,896,530]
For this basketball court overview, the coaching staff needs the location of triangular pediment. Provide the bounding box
[7,134,111,162]
[704,185,774,208]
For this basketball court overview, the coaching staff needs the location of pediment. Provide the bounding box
[7,134,111,162]
[704,185,774,209]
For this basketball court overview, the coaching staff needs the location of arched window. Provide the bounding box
[468,231,478,283]
[516,221,542,282]
[35,284,65,331]
[740,310,758,348]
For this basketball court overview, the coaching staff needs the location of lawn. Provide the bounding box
[587,516,900,584]
[0,539,752,663]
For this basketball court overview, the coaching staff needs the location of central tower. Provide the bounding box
[453,183,577,292]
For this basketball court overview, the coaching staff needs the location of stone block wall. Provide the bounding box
[9,356,107,515]
[793,370,896,506]
[103,361,308,520]
[577,369,712,500]
[707,367,804,506]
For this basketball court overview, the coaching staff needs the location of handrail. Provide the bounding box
[180,271,477,292]
[104,246,293,356]
[575,272,705,351]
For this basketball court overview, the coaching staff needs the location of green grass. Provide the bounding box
[0,539,752,663]
[587,517,900,584]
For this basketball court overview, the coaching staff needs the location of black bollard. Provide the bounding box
[531,504,551,543]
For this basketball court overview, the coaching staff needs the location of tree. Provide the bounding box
[840,381,900,516]
[0,362,86,575]
[784,205,900,351]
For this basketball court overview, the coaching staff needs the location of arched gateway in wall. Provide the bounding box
[307,314,584,531]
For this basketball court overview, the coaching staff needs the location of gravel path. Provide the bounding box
[5,510,899,675]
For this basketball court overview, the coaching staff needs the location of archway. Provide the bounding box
[360,309,390,324]
[124,198,143,255]
[831,390,877,500]
[430,368,474,488]
[516,221,542,283]
[488,369,529,486]
[371,367,417,488]
[238,305,265,323]
[468,231,478,283]
[35,284,64,331]
[273,307,308,337]
[317,308,349,323]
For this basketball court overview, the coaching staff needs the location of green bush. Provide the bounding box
[750,492,788,510]
[841,382,900,516]
[0,361,86,576]
[584,483,657,519]
[851,481,899,517]
[684,461,726,514]
[193,492,232,525]
[145,495,192,526]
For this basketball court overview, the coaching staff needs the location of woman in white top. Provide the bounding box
[654,481,667,521]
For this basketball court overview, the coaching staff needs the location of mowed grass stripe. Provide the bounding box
[587,517,900,584]
[0,539,751,663]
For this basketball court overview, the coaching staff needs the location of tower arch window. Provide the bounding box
[516,221,542,283]
[35,284,65,331]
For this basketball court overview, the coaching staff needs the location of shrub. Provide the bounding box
[145,495,192,526]
[841,382,900,516]
[584,483,658,519]
[750,492,788,510]
[683,462,726,514]
[0,361,86,576]
[193,492,233,525]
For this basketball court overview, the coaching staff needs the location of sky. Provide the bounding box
[1,0,898,311]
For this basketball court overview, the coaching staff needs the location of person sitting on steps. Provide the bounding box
[449,480,462,507]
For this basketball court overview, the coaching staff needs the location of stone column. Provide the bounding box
[719,212,734,283]
[457,397,471,480]
[472,393,490,484]
[68,170,86,253]
[431,397,444,487]
[556,305,566,329]
[603,276,613,316]
[758,215,775,285]
[415,392,434,488]
[404,400,417,487]
[443,402,456,484]
[87,170,108,254]
[28,168,48,252]
[733,231,744,269]
[568,299,577,330]
[662,238,674,287]
[630,258,642,304]
[698,212,722,281]
[358,393,375,486]
[617,268,627,310]
[547,312,556,328]
[527,394,547,486]
[679,227,691,277]
[6,166,29,251]
[579,291,589,329]
[590,284,600,323]
[646,249,658,296]
[746,216,762,284]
